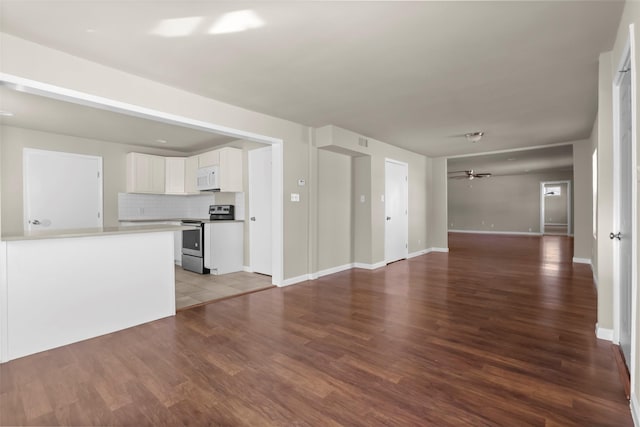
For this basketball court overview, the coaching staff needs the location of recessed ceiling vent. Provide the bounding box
[358,137,369,148]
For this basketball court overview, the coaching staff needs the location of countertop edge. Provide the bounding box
[1,224,196,242]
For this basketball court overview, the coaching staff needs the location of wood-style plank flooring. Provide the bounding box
[0,233,632,426]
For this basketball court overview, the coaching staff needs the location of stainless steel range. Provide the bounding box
[180,220,209,274]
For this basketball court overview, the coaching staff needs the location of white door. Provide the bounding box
[385,159,408,263]
[249,146,272,275]
[24,149,103,231]
[617,66,633,367]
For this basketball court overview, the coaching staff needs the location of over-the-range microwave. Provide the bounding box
[196,165,220,191]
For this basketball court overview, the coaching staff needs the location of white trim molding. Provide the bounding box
[572,257,591,265]
[243,266,252,273]
[449,229,542,236]
[280,274,312,287]
[408,249,429,259]
[429,247,450,253]
[312,263,354,279]
[353,261,386,270]
[631,392,640,427]
[596,324,614,341]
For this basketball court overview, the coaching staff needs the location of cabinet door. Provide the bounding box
[150,155,166,193]
[199,150,220,168]
[184,156,199,194]
[219,147,243,192]
[126,153,165,193]
[165,157,185,194]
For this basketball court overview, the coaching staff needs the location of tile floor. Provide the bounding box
[175,266,273,310]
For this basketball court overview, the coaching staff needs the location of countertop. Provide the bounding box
[1,224,196,242]
[119,218,245,223]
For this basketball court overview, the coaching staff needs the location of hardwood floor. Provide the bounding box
[0,233,632,426]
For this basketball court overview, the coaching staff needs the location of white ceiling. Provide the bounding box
[0,1,624,157]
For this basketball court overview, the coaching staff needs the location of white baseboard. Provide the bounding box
[353,261,386,270]
[449,229,543,236]
[280,274,312,287]
[596,324,614,341]
[631,392,640,427]
[572,257,591,265]
[314,263,354,279]
[243,265,253,273]
[175,260,182,266]
[408,249,429,259]
[429,247,449,253]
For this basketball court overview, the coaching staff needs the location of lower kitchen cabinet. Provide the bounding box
[204,222,243,275]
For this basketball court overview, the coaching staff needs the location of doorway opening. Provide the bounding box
[540,181,571,236]
[384,158,408,264]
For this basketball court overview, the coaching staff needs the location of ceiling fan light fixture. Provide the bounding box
[465,131,484,143]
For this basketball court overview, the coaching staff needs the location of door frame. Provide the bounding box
[612,25,638,390]
[23,148,104,232]
[0,73,285,286]
[384,158,409,263]
[539,180,571,236]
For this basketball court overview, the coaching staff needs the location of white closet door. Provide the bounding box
[24,148,103,231]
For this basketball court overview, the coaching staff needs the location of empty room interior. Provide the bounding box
[1,1,640,426]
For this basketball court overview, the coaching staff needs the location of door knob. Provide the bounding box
[250,217,256,221]
[386,216,391,221]
[610,232,622,240]
[29,219,41,225]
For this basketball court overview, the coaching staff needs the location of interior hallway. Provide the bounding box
[0,233,631,426]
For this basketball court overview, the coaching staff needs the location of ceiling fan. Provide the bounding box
[448,169,492,180]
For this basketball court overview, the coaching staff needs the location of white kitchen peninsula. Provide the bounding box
[0,224,191,363]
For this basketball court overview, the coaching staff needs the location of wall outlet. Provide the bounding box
[290,193,300,202]
[529,227,532,232]
[360,195,366,203]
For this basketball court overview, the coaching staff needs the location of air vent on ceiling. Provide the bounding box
[358,137,369,148]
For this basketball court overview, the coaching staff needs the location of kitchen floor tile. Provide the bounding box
[174,266,273,310]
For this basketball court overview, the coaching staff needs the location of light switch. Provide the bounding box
[291,193,300,202]
[360,195,366,203]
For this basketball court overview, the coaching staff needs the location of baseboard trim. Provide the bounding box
[280,274,312,287]
[429,247,449,253]
[631,392,640,427]
[315,263,354,279]
[449,229,543,236]
[353,261,386,270]
[572,257,591,265]
[596,324,614,341]
[408,249,429,259]
[243,265,253,273]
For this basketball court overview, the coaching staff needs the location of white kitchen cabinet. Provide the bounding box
[184,155,199,194]
[126,152,165,193]
[165,157,186,194]
[204,222,243,275]
[199,150,220,168]
[198,147,243,192]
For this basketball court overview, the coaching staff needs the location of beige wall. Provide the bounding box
[448,170,572,233]
[428,157,448,249]
[0,125,184,233]
[317,149,352,270]
[572,140,593,261]
[353,156,372,264]
[315,125,429,263]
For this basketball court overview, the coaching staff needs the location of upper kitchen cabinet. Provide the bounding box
[198,147,243,192]
[184,155,199,194]
[126,152,165,193]
[165,157,185,194]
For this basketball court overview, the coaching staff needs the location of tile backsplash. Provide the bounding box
[118,192,244,220]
